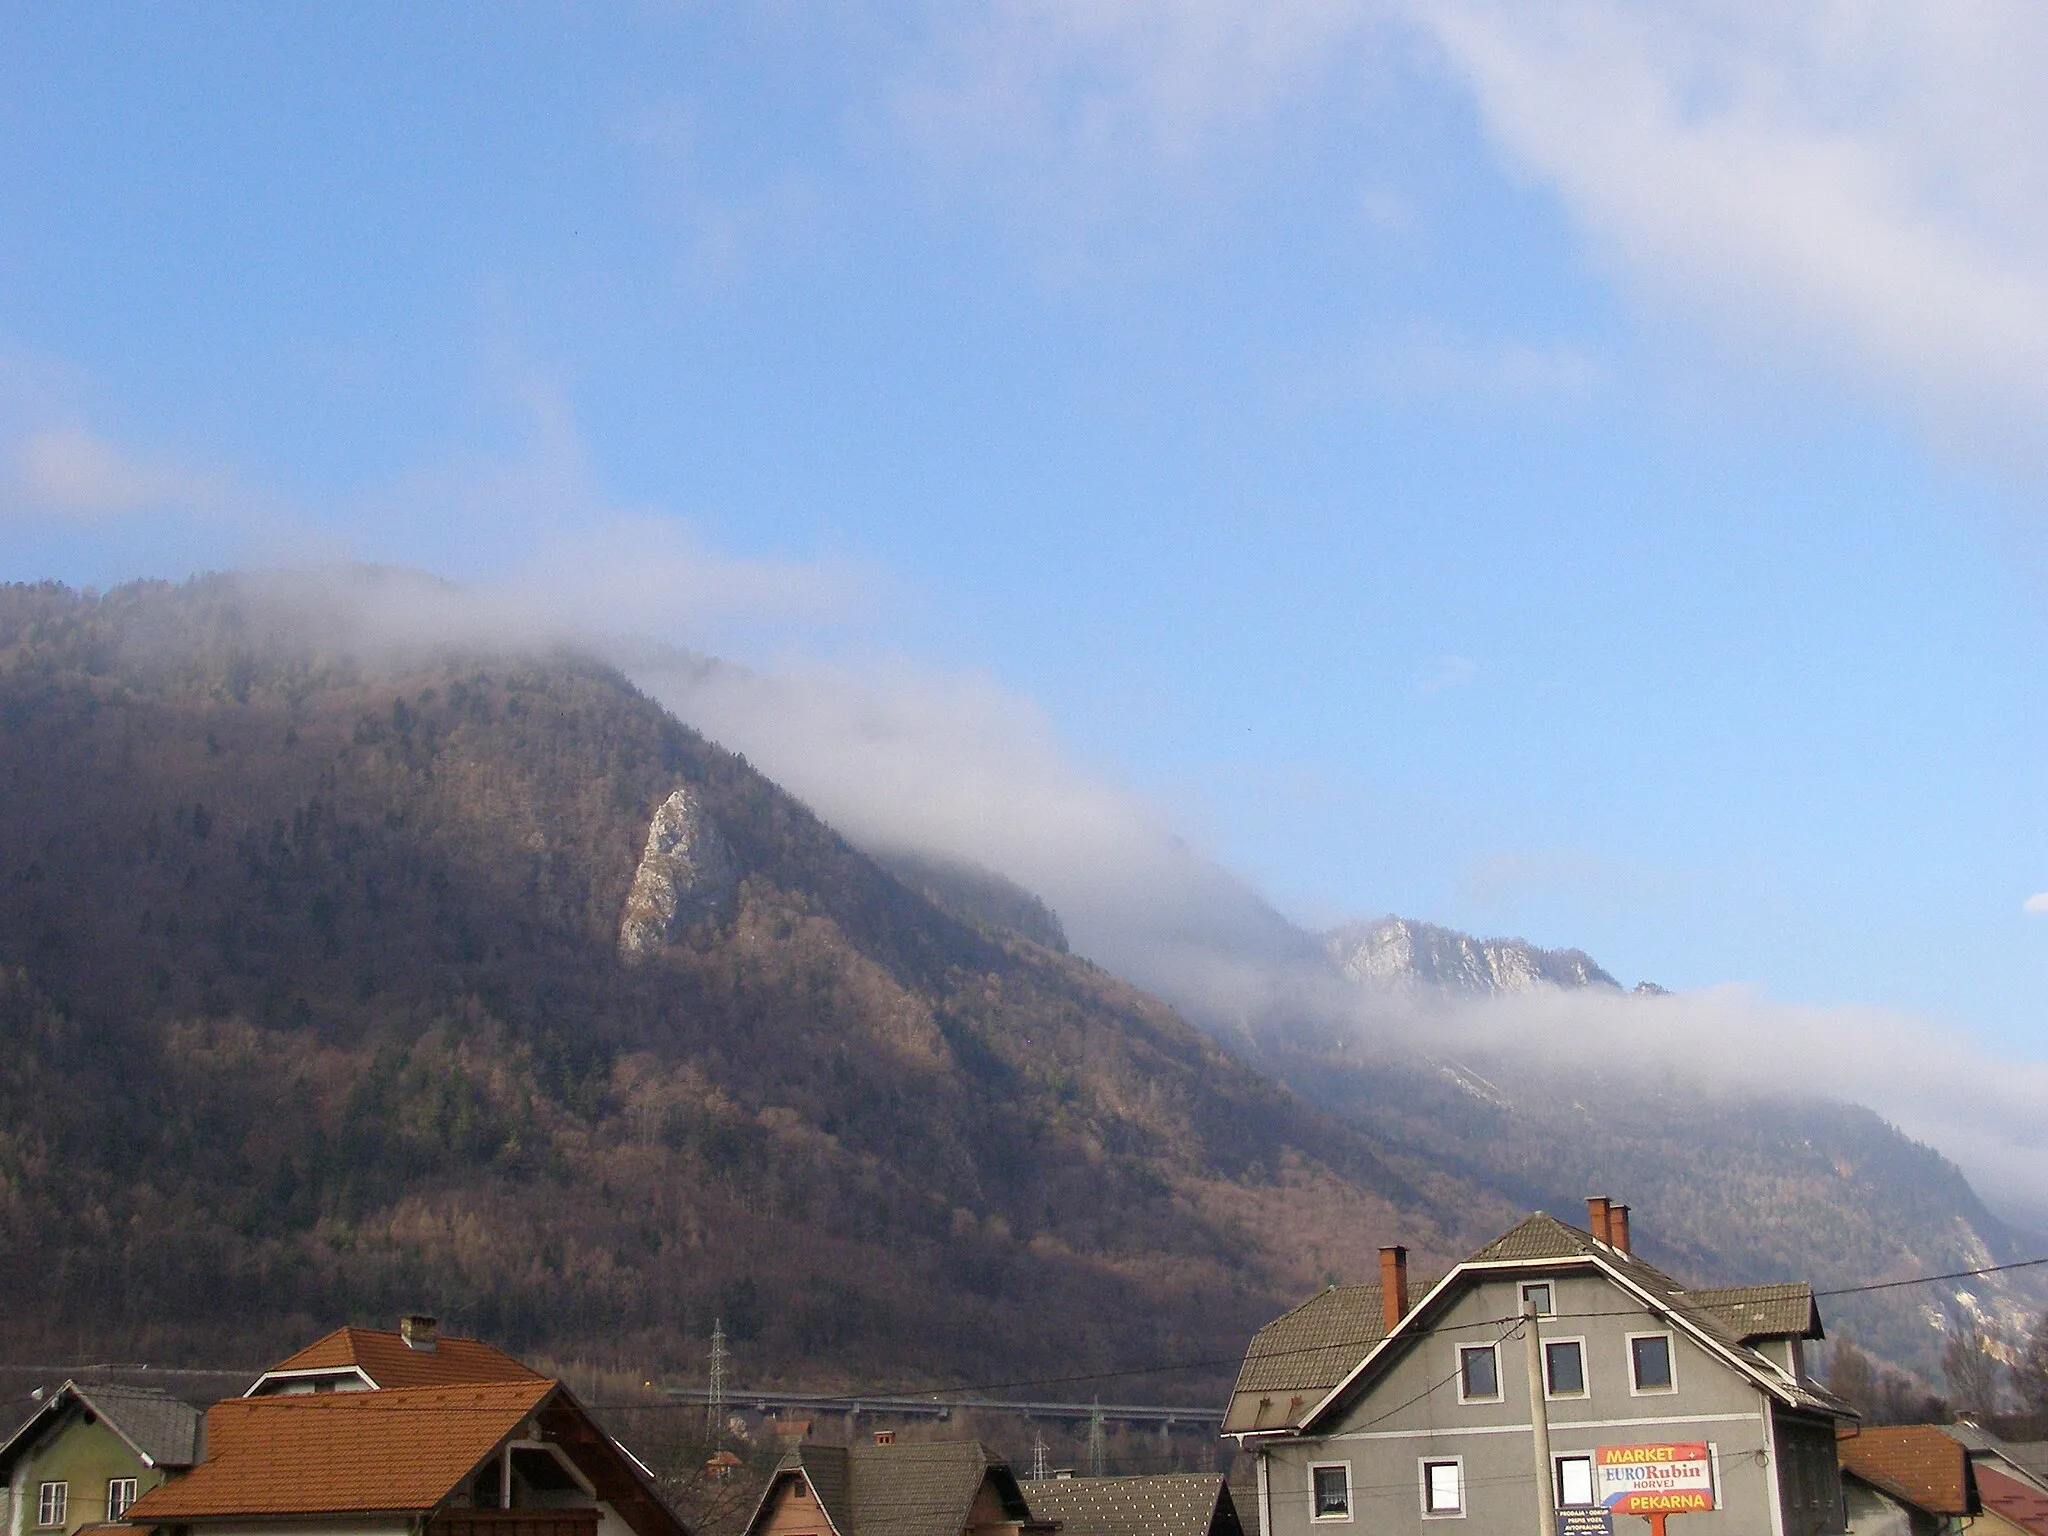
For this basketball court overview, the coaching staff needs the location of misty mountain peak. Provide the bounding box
[1324,915,1618,995]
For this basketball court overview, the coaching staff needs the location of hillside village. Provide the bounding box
[10,1196,2048,1536]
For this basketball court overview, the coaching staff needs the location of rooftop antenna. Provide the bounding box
[1086,1401,1106,1478]
[1032,1430,1050,1481]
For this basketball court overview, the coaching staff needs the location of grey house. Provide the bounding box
[1225,1200,1855,1536]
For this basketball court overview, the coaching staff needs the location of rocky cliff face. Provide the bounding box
[1325,915,1618,994]
[618,786,738,960]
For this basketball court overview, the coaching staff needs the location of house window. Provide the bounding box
[1458,1343,1501,1401]
[1630,1333,1675,1392]
[1312,1464,1351,1521]
[1544,1338,1587,1396]
[1520,1282,1554,1316]
[1421,1459,1465,1518]
[37,1482,67,1528]
[1555,1456,1595,1509]
[107,1480,138,1519]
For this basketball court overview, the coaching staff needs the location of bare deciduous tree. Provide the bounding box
[1943,1318,2002,1418]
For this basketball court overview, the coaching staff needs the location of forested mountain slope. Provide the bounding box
[0,576,1500,1386]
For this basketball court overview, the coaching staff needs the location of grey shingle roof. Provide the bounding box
[1467,1214,1592,1262]
[0,1381,205,1476]
[756,1441,1032,1536]
[1221,1286,1387,1435]
[1990,1442,2048,1484]
[1226,1211,1853,1438]
[1020,1474,1239,1536]
[1684,1284,1822,1342]
[75,1382,205,1467]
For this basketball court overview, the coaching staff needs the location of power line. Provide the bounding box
[1814,1256,2048,1298]
[599,1252,2048,1410]
[15,1252,2034,1419]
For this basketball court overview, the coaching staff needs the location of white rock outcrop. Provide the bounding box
[617,786,738,962]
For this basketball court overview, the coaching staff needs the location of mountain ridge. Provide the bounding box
[1324,914,1622,995]
[0,572,2023,1393]
[0,575,1498,1386]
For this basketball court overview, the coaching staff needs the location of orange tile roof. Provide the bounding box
[126,1380,556,1520]
[264,1327,546,1389]
[1837,1426,1974,1515]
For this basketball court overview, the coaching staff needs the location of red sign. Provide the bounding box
[1595,1443,1716,1515]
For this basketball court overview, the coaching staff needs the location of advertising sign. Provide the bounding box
[1558,1511,1614,1536]
[1595,1443,1716,1515]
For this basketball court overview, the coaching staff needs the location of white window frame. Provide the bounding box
[1626,1330,1678,1395]
[1543,1335,1590,1398]
[1420,1456,1466,1519]
[107,1479,138,1519]
[1519,1281,1555,1316]
[1310,1461,1354,1523]
[1555,1454,1596,1509]
[1457,1341,1503,1403]
[37,1482,67,1529]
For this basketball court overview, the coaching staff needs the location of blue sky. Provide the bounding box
[6,4,2048,1068]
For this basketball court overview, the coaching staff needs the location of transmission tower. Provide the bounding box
[1031,1431,1050,1481]
[708,1318,728,1441]
[1086,1401,1106,1478]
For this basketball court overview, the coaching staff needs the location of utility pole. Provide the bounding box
[1032,1431,1050,1481]
[708,1318,727,1442]
[1523,1306,1558,1536]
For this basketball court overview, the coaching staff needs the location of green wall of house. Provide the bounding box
[5,1414,166,1536]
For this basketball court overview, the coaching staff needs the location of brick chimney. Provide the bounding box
[1586,1196,1612,1245]
[873,1430,895,1445]
[1610,1206,1632,1255]
[1380,1245,1410,1333]
[399,1313,439,1352]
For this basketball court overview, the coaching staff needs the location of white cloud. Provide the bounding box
[348,390,871,647]
[1419,982,2048,1229]
[2,381,865,650]
[900,0,1374,168]
[1413,1,2048,437]
[620,642,2048,1234]
[2024,892,2048,915]
[622,648,1319,1006]
[907,3,2048,443]
[11,427,238,522]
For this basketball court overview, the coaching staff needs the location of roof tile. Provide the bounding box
[1020,1475,1234,1536]
[1837,1426,1974,1515]
[1977,1465,2048,1535]
[126,1380,555,1520]
[764,1441,1024,1536]
[263,1327,544,1390]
